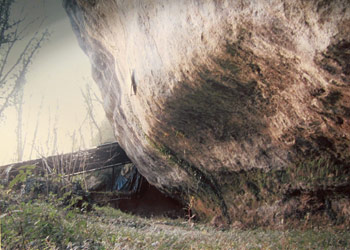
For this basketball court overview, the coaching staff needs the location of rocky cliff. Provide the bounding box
[64,0,350,227]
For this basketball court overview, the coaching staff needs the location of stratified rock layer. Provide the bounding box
[64,0,350,226]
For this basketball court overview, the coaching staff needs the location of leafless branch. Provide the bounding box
[0,0,49,116]
[29,96,44,159]
[81,83,103,144]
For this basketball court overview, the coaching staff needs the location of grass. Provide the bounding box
[1,193,350,249]
[147,138,350,227]
[1,158,349,249]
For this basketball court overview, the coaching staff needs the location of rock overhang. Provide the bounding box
[64,0,350,226]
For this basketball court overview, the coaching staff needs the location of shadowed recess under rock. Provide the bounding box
[63,0,350,227]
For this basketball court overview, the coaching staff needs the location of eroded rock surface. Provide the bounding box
[64,0,350,226]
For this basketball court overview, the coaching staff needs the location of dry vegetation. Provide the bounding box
[1,188,350,249]
[1,160,349,249]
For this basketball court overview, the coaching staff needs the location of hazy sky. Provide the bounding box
[0,0,109,164]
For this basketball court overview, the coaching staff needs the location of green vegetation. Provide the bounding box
[149,134,350,227]
[1,161,350,249]
[222,157,350,198]
[147,136,230,221]
[217,157,350,227]
[1,196,350,249]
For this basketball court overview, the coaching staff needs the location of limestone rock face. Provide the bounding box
[64,0,350,225]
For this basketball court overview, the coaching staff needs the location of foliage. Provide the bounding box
[8,165,36,190]
[1,157,349,249]
[0,163,95,249]
[0,199,103,249]
[150,138,350,227]
[1,193,349,249]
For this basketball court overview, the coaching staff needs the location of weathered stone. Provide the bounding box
[64,0,350,226]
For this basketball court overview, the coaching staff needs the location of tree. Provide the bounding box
[0,0,48,117]
[81,82,116,146]
[0,0,48,162]
[81,83,103,144]
[15,87,25,161]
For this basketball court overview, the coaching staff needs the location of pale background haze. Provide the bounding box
[0,0,113,164]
